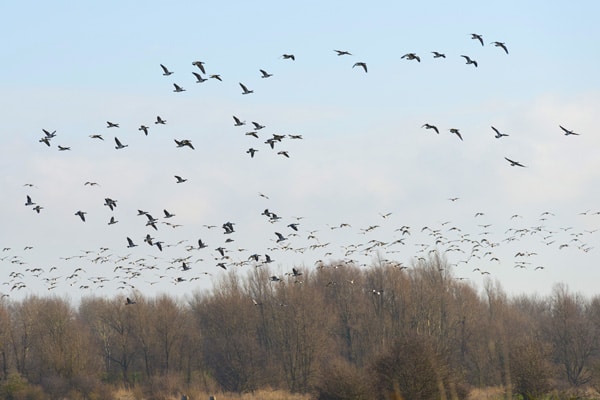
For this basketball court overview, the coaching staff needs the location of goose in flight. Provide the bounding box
[58,145,71,151]
[126,297,136,305]
[471,33,484,46]
[163,209,175,218]
[173,83,186,92]
[33,205,43,213]
[155,116,166,124]
[107,121,119,128]
[491,126,509,138]
[39,137,51,146]
[353,62,367,73]
[247,148,258,158]
[559,125,579,136]
[75,210,87,222]
[422,123,439,134]
[89,134,104,140]
[252,121,265,130]
[160,64,174,76]
[192,61,206,74]
[42,129,57,138]
[292,267,302,277]
[449,128,463,140]
[104,198,117,211]
[275,232,287,242]
[233,116,245,126]
[461,55,478,67]
[334,50,352,56]
[505,157,526,167]
[174,175,187,183]
[259,69,273,78]
[114,137,128,149]
[126,237,137,248]
[174,139,194,149]
[108,216,118,225]
[401,53,421,62]
[239,82,253,95]
[431,51,446,58]
[25,195,35,206]
[491,41,509,54]
[209,74,222,81]
[138,125,149,135]
[192,72,207,83]
[282,54,295,60]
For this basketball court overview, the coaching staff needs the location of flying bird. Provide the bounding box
[282,54,295,60]
[422,123,439,134]
[334,50,352,56]
[106,121,119,128]
[89,134,103,140]
[471,33,484,46]
[173,83,186,93]
[449,128,463,140]
[192,61,206,74]
[259,69,273,78]
[491,41,509,54]
[239,82,253,95]
[209,74,222,81]
[461,55,478,67]
[160,64,174,76]
[174,139,194,149]
[401,53,421,62]
[233,116,245,126]
[247,148,258,158]
[126,297,136,305]
[505,157,526,167]
[114,137,128,149]
[491,126,509,138]
[174,175,187,183]
[25,195,35,206]
[431,51,446,58]
[138,125,149,135]
[252,121,265,130]
[192,72,207,83]
[126,237,137,248]
[353,62,368,72]
[559,125,579,136]
[155,116,166,124]
[75,210,87,222]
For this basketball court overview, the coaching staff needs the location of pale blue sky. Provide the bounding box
[1,1,599,302]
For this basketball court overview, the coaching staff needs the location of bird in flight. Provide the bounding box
[282,54,295,60]
[192,61,206,74]
[25,195,35,206]
[401,53,421,62]
[559,125,579,136]
[155,116,166,125]
[233,116,245,126]
[471,33,484,46]
[449,128,463,140]
[126,297,136,305]
[259,69,273,78]
[247,148,258,158]
[89,134,103,140]
[174,175,187,183]
[107,121,119,128]
[505,157,526,167]
[174,139,194,150]
[160,64,174,76]
[334,50,352,56]
[431,51,446,58]
[239,82,253,95]
[461,55,478,67]
[491,41,509,54]
[114,137,128,149]
[126,237,137,248]
[422,123,439,134]
[491,126,509,138]
[173,83,186,93]
[353,62,368,73]
[192,72,207,83]
[138,125,149,135]
[75,210,87,222]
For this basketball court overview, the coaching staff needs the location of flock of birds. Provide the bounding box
[2,32,595,301]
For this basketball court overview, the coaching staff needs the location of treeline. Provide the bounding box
[1,254,600,399]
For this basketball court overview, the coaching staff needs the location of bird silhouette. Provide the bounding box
[114,137,128,149]
[239,82,253,95]
[259,69,273,78]
[504,157,526,167]
[160,64,174,76]
[422,123,439,134]
[353,62,368,73]
[471,33,484,46]
[491,126,509,138]
[461,55,478,67]
[559,125,579,136]
[491,41,509,54]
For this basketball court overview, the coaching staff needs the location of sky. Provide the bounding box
[1,1,599,303]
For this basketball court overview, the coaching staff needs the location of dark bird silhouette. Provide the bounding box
[174,139,194,149]
[259,69,273,78]
[174,175,187,183]
[432,51,446,58]
[192,61,206,73]
[239,82,253,95]
[155,116,167,124]
[126,297,136,305]
[401,53,421,62]
[233,116,245,126]
[173,83,186,93]
[505,157,526,167]
[353,62,368,72]
[247,148,258,158]
[89,134,103,140]
[422,123,439,134]
[334,49,352,56]
[114,137,128,149]
[138,125,149,135]
[461,55,478,67]
[559,125,579,136]
[471,33,484,46]
[25,195,35,206]
[491,126,509,138]
[160,64,174,76]
[449,128,463,140]
[282,54,295,60]
[491,41,509,54]
[75,210,87,222]
[107,121,119,128]
[126,237,137,248]
[192,72,207,83]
